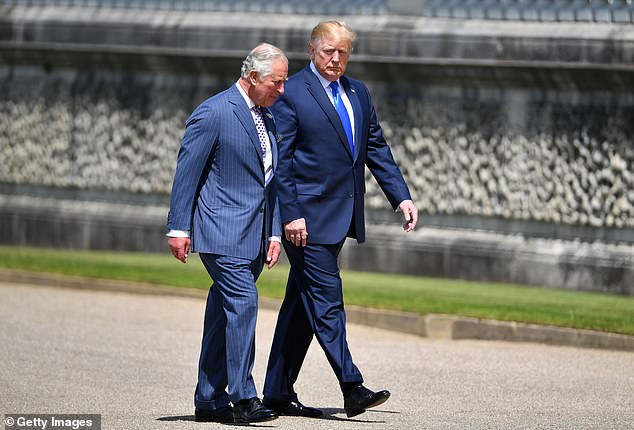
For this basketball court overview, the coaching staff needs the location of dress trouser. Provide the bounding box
[263,239,363,402]
[194,252,264,409]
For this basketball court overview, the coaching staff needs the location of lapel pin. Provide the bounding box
[265,112,273,119]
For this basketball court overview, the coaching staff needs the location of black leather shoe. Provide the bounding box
[233,397,279,423]
[343,384,391,418]
[194,406,234,423]
[263,398,323,418]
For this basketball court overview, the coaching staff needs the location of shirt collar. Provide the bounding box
[235,80,256,110]
[309,62,340,91]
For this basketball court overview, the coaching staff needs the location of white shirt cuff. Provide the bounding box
[166,230,190,238]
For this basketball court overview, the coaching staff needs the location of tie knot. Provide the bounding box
[251,105,262,115]
[329,81,339,95]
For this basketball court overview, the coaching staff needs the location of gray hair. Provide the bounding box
[240,43,288,80]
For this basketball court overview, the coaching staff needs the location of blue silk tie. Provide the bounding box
[329,81,354,153]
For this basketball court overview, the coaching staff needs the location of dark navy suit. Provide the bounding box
[167,84,280,409]
[263,65,411,402]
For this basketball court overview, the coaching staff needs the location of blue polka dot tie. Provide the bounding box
[251,106,267,159]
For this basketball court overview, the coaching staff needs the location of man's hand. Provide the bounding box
[284,218,308,247]
[266,240,281,269]
[399,200,419,232]
[168,237,190,263]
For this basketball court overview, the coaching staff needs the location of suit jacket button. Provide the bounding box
[259,208,264,213]
[348,192,353,198]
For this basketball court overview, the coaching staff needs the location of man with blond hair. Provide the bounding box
[263,21,418,418]
[167,43,287,424]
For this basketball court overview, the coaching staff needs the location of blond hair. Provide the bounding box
[309,21,356,50]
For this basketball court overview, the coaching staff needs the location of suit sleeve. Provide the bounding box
[167,106,218,230]
[271,184,282,237]
[364,88,412,210]
[271,93,303,224]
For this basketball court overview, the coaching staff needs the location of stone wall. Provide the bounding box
[2,65,634,240]
[0,67,196,194]
[2,6,634,293]
[366,84,634,230]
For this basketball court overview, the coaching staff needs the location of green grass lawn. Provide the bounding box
[1,245,633,335]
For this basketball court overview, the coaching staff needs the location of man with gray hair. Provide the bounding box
[166,43,288,424]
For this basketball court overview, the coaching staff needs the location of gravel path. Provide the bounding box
[1,281,632,430]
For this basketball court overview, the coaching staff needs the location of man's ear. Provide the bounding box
[249,70,259,85]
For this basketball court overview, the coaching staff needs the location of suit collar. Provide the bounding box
[230,82,274,124]
[309,61,338,92]
[234,80,250,104]
[228,85,266,169]
[303,66,355,159]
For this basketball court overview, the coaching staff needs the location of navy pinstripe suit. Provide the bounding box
[167,83,281,408]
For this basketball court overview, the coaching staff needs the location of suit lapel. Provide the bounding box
[228,85,265,168]
[340,76,362,162]
[304,67,353,158]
